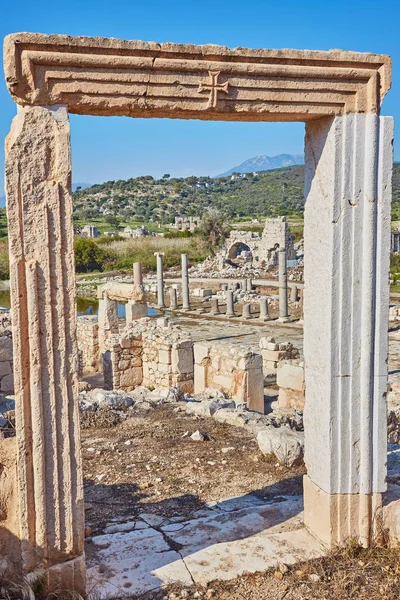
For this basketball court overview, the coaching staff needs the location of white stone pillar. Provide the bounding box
[290,284,298,303]
[259,297,270,321]
[133,261,143,286]
[181,254,190,311]
[5,106,85,591]
[303,114,393,548]
[154,252,165,308]
[278,249,289,322]
[242,303,252,319]
[98,296,119,350]
[226,290,235,317]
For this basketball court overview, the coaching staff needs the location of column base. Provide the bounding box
[303,475,382,548]
[277,317,290,323]
[45,554,86,595]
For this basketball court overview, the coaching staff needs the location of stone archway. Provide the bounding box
[3,33,393,593]
[228,241,253,261]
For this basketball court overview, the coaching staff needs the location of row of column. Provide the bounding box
[154,250,297,319]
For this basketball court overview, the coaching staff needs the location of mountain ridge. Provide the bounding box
[217,153,304,177]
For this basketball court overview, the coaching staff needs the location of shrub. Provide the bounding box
[74,237,107,272]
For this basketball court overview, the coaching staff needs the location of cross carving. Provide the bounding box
[198,71,229,109]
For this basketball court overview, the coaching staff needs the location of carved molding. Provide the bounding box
[4,33,391,120]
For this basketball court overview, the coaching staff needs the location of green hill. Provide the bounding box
[73,162,400,223]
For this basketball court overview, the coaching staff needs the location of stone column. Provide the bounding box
[226,290,235,317]
[246,278,253,292]
[181,254,190,311]
[133,261,143,286]
[278,249,289,322]
[5,106,85,591]
[303,114,393,548]
[242,304,252,319]
[259,297,270,321]
[290,285,298,303]
[211,297,220,315]
[154,252,165,308]
[169,287,178,310]
[98,296,119,350]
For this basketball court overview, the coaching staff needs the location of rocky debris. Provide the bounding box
[186,399,236,418]
[0,396,16,437]
[257,427,304,468]
[388,407,400,444]
[190,430,208,441]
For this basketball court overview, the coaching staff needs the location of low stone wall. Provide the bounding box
[142,324,194,393]
[194,342,264,413]
[77,315,99,373]
[103,330,143,392]
[102,318,194,393]
[0,313,14,395]
[277,360,305,410]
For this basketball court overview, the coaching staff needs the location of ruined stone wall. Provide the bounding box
[0,313,14,395]
[259,336,300,372]
[102,318,194,393]
[77,315,99,373]
[194,342,264,413]
[102,330,143,392]
[258,217,296,264]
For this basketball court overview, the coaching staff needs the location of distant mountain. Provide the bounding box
[217,154,304,177]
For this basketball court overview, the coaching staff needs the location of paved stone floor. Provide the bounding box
[86,494,324,598]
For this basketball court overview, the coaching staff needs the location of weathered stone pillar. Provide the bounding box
[242,303,252,319]
[181,254,190,311]
[154,252,165,308]
[5,106,85,591]
[133,261,143,285]
[169,287,178,310]
[246,278,253,292]
[98,296,119,350]
[226,290,235,317]
[259,297,270,321]
[290,284,298,303]
[303,114,393,548]
[278,249,289,322]
[211,297,220,315]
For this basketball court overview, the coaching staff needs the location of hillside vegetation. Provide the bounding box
[72,167,305,223]
[73,163,400,223]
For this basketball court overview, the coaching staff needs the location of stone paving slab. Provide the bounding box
[86,527,193,598]
[182,527,325,585]
[86,494,321,599]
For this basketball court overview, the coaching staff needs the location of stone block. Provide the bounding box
[194,343,210,364]
[171,347,194,374]
[0,361,12,378]
[119,367,143,389]
[0,337,13,362]
[158,349,171,365]
[278,388,305,411]
[1,373,14,393]
[277,362,305,392]
[194,364,207,393]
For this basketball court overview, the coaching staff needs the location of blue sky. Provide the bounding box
[1,0,399,190]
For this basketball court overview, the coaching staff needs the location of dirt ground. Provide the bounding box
[81,405,304,533]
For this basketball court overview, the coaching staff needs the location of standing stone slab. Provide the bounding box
[303,114,393,547]
[5,106,85,591]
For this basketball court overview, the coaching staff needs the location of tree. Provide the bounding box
[198,208,230,256]
[74,238,106,272]
[162,173,170,179]
[105,215,121,229]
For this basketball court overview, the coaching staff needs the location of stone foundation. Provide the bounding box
[194,342,264,413]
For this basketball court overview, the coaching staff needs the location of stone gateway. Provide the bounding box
[3,32,393,593]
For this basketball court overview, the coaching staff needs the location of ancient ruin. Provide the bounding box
[2,31,395,594]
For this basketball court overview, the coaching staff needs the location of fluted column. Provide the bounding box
[5,106,85,592]
[303,114,393,548]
